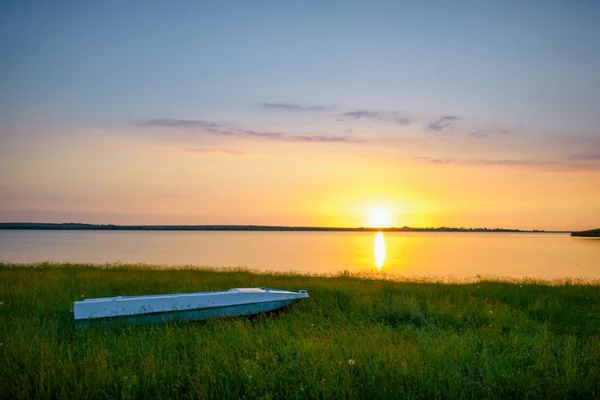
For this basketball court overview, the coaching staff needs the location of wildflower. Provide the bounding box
[311,323,314,327]
[489,310,493,315]
[348,359,355,365]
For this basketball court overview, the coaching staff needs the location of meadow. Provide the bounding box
[1,262,599,399]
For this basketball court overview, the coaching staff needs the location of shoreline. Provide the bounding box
[2,261,599,286]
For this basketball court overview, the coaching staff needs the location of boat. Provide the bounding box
[73,287,308,327]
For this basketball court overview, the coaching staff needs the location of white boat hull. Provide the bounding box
[73,288,308,327]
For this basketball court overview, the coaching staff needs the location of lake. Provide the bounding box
[0,230,598,280]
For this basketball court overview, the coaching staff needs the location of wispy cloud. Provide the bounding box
[241,129,284,139]
[185,148,245,156]
[413,156,454,164]
[427,116,459,131]
[396,117,412,125]
[469,130,489,138]
[291,135,357,143]
[338,110,414,126]
[261,103,328,112]
[227,128,356,143]
[476,158,600,171]
[258,103,522,139]
[468,127,512,138]
[475,159,548,166]
[411,156,599,170]
[139,119,219,128]
[569,152,600,161]
[137,118,359,144]
[339,110,380,120]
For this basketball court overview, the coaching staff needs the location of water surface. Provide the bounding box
[0,230,598,280]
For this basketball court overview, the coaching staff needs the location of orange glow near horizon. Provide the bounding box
[2,133,599,232]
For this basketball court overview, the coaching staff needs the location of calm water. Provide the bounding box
[0,230,598,280]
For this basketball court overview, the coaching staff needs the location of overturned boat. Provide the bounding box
[73,287,308,327]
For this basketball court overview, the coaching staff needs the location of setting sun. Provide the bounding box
[367,207,393,228]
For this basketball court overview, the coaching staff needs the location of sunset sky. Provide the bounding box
[1,1,600,231]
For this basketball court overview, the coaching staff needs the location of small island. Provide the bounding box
[571,228,600,237]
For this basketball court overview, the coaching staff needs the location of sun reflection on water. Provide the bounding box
[374,231,387,271]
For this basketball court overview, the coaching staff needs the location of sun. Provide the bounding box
[367,207,393,228]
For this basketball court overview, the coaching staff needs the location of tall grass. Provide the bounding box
[1,262,599,399]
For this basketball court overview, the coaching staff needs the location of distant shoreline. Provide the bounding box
[571,228,600,237]
[0,222,568,233]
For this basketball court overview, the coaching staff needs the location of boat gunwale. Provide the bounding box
[77,288,303,303]
[74,298,304,321]
[74,291,309,320]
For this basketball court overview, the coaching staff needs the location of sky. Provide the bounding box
[1,0,600,231]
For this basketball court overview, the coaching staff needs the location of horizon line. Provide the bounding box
[0,222,574,233]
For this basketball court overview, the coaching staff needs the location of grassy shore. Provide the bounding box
[1,263,599,399]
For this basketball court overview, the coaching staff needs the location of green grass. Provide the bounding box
[1,262,599,399]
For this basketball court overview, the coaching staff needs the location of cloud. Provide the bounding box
[469,130,489,138]
[338,110,413,125]
[339,110,380,120]
[261,103,328,112]
[468,127,512,138]
[475,159,546,166]
[261,103,416,125]
[427,116,458,131]
[413,156,454,164]
[473,158,600,171]
[139,119,219,128]
[569,152,600,161]
[411,156,600,170]
[473,158,599,170]
[242,129,284,139]
[185,148,245,156]
[235,129,357,143]
[137,118,359,144]
[235,129,355,142]
[291,135,357,143]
